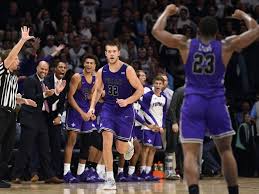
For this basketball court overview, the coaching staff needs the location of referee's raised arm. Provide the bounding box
[3,26,35,71]
[0,26,34,189]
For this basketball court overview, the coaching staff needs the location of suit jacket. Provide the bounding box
[20,74,59,126]
[44,74,68,120]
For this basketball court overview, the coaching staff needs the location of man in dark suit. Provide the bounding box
[12,60,65,184]
[44,61,68,177]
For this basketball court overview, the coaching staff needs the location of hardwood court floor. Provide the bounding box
[1,177,259,194]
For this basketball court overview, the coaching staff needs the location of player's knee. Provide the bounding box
[134,141,141,154]
[103,139,112,150]
[142,145,150,153]
[67,136,77,147]
[150,147,156,154]
[217,143,232,155]
[214,137,232,154]
[116,146,127,154]
[116,141,128,154]
[102,130,113,139]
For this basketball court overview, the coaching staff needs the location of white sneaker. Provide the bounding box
[165,171,181,180]
[124,139,134,160]
[102,178,116,190]
[98,171,106,180]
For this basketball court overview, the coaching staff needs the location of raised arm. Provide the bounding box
[232,9,257,30]
[152,4,188,54]
[4,26,34,69]
[50,44,65,57]
[222,26,259,65]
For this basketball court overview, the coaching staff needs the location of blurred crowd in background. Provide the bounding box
[0,0,259,178]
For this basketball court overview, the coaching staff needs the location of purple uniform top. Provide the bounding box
[180,38,235,142]
[102,64,134,106]
[184,39,225,98]
[73,73,95,108]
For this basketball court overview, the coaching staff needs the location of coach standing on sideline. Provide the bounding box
[0,26,35,188]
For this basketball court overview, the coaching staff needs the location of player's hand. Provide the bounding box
[80,111,91,121]
[145,124,155,130]
[21,26,35,41]
[55,44,65,53]
[116,99,129,107]
[172,123,179,133]
[88,107,95,115]
[91,114,96,121]
[159,127,165,133]
[53,116,62,125]
[151,125,161,132]
[164,4,179,17]
[232,9,245,20]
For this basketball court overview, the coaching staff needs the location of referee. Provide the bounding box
[0,26,34,188]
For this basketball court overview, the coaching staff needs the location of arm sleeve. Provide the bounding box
[139,93,158,125]
[135,110,146,125]
[0,62,6,76]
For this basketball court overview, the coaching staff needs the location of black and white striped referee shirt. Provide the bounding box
[0,62,18,110]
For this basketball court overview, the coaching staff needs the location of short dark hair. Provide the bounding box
[199,16,218,37]
[153,75,165,83]
[55,61,67,68]
[82,54,100,67]
[105,40,121,51]
[136,69,145,77]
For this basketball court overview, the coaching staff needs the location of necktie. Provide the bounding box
[41,81,50,113]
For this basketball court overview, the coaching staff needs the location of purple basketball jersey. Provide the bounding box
[102,64,134,106]
[99,64,135,141]
[184,39,225,97]
[73,74,95,108]
[180,39,235,142]
[66,74,96,133]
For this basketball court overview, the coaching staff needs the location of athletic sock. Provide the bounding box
[228,185,239,194]
[128,166,135,175]
[140,166,146,173]
[188,184,199,194]
[64,163,71,175]
[77,163,86,175]
[145,166,151,174]
[118,167,124,174]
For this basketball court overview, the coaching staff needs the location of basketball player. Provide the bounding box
[152,5,259,194]
[88,41,144,190]
[63,54,99,183]
[139,75,167,181]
